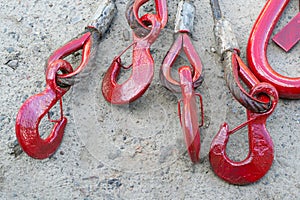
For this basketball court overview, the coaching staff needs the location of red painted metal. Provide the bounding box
[160,33,203,93]
[15,31,96,159]
[15,30,98,159]
[210,0,279,184]
[48,32,92,83]
[160,35,203,162]
[273,12,300,52]
[102,1,166,104]
[178,66,204,163]
[15,60,73,159]
[247,0,300,99]
[209,51,279,185]
[133,0,168,30]
[15,0,116,159]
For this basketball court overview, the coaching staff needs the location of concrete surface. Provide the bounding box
[0,0,299,199]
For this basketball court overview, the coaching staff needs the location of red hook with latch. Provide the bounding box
[209,51,278,185]
[247,0,300,99]
[102,0,167,104]
[177,66,204,163]
[15,0,117,159]
[15,61,72,159]
[209,0,279,185]
[160,0,204,163]
[15,31,94,159]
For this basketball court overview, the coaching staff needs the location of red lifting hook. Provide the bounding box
[15,32,98,159]
[209,51,279,185]
[160,0,204,163]
[102,0,167,104]
[15,61,72,159]
[15,0,117,159]
[247,0,300,99]
[273,12,300,52]
[210,0,279,185]
[210,84,278,185]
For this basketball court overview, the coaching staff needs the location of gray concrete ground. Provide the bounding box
[0,0,299,199]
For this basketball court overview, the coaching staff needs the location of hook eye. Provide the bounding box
[248,82,279,115]
[209,82,278,185]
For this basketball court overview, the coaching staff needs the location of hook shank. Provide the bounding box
[178,66,202,163]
